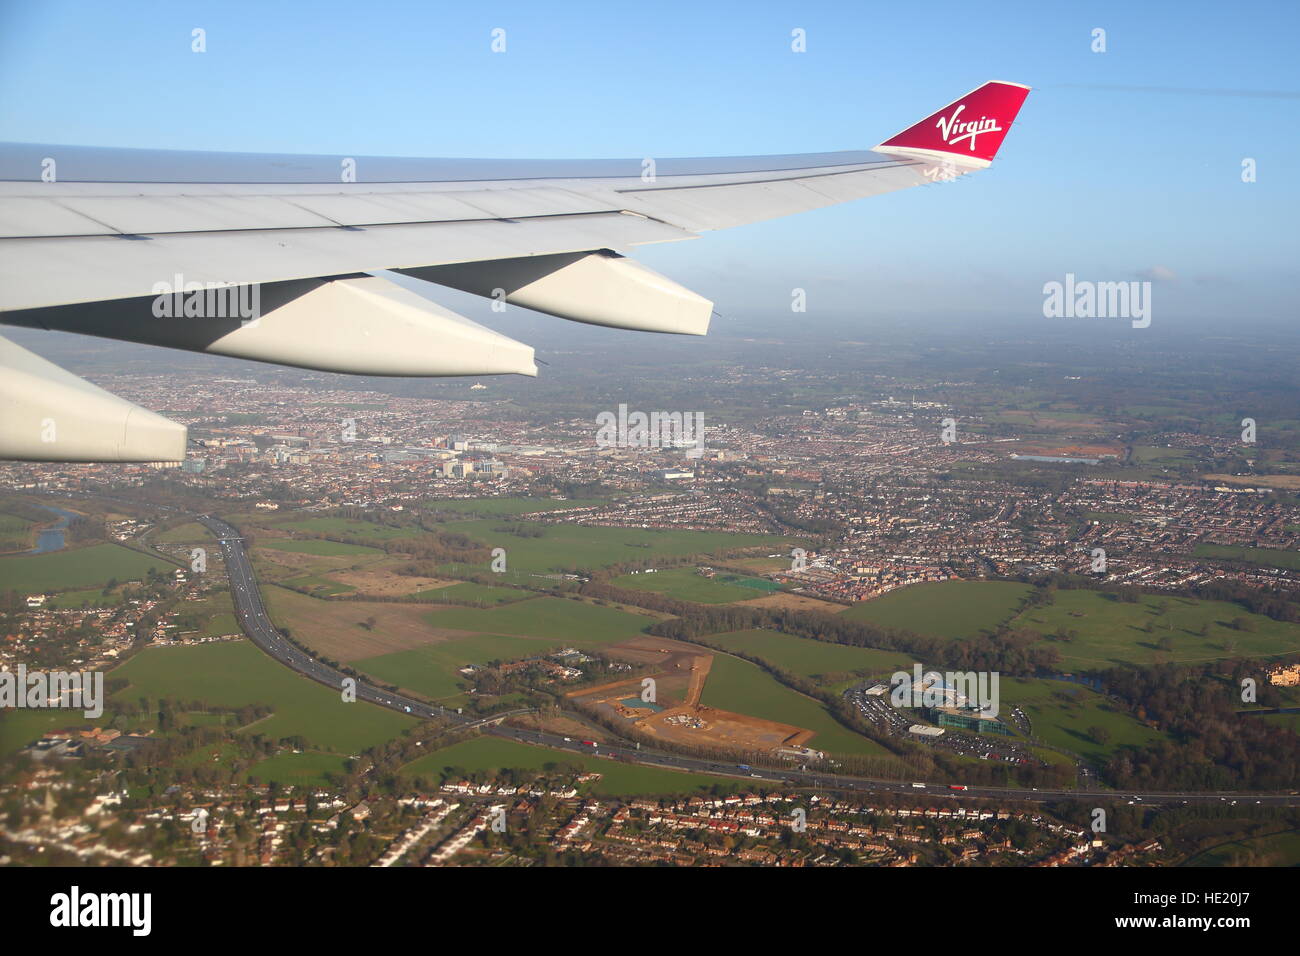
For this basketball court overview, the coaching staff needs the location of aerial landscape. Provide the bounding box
[0,0,1294,934]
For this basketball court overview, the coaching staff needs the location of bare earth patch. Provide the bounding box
[326,569,457,597]
[263,585,469,661]
[735,592,848,614]
[568,636,811,755]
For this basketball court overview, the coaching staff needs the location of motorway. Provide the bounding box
[196,515,1300,808]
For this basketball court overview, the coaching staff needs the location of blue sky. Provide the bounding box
[1,0,1296,329]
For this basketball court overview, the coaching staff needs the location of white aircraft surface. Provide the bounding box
[0,81,1029,462]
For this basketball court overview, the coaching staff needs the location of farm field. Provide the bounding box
[841,580,1033,638]
[111,640,413,753]
[400,735,747,796]
[699,653,887,756]
[428,596,652,643]
[0,542,176,592]
[707,629,912,683]
[1008,590,1300,668]
[434,518,795,574]
[611,567,757,604]
[999,677,1163,763]
[262,585,461,661]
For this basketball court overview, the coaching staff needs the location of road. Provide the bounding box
[196,514,1300,808]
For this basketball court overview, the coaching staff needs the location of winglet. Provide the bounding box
[876,81,1030,167]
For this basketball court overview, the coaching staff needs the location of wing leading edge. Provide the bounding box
[0,80,1029,461]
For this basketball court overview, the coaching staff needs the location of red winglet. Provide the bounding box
[877,81,1030,165]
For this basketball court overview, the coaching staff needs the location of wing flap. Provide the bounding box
[0,211,698,312]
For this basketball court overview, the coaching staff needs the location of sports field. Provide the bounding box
[699,654,886,755]
[841,580,1032,638]
[401,735,748,796]
[0,542,176,592]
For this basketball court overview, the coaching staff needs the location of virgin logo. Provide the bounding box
[935,104,1003,152]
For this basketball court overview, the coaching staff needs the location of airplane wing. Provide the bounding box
[0,81,1029,462]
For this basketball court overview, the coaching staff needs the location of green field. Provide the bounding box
[709,629,912,682]
[700,653,886,756]
[273,517,420,540]
[154,522,212,544]
[112,641,413,753]
[436,518,795,575]
[842,580,1033,638]
[355,633,550,700]
[426,497,608,517]
[1010,590,1300,668]
[281,573,357,597]
[44,586,125,609]
[416,582,532,606]
[245,751,353,787]
[0,542,176,592]
[259,539,383,557]
[429,596,651,643]
[1193,543,1300,571]
[1184,829,1300,867]
[1131,446,1199,465]
[401,735,748,796]
[611,567,758,604]
[1000,677,1163,762]
[0,511,36,551]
